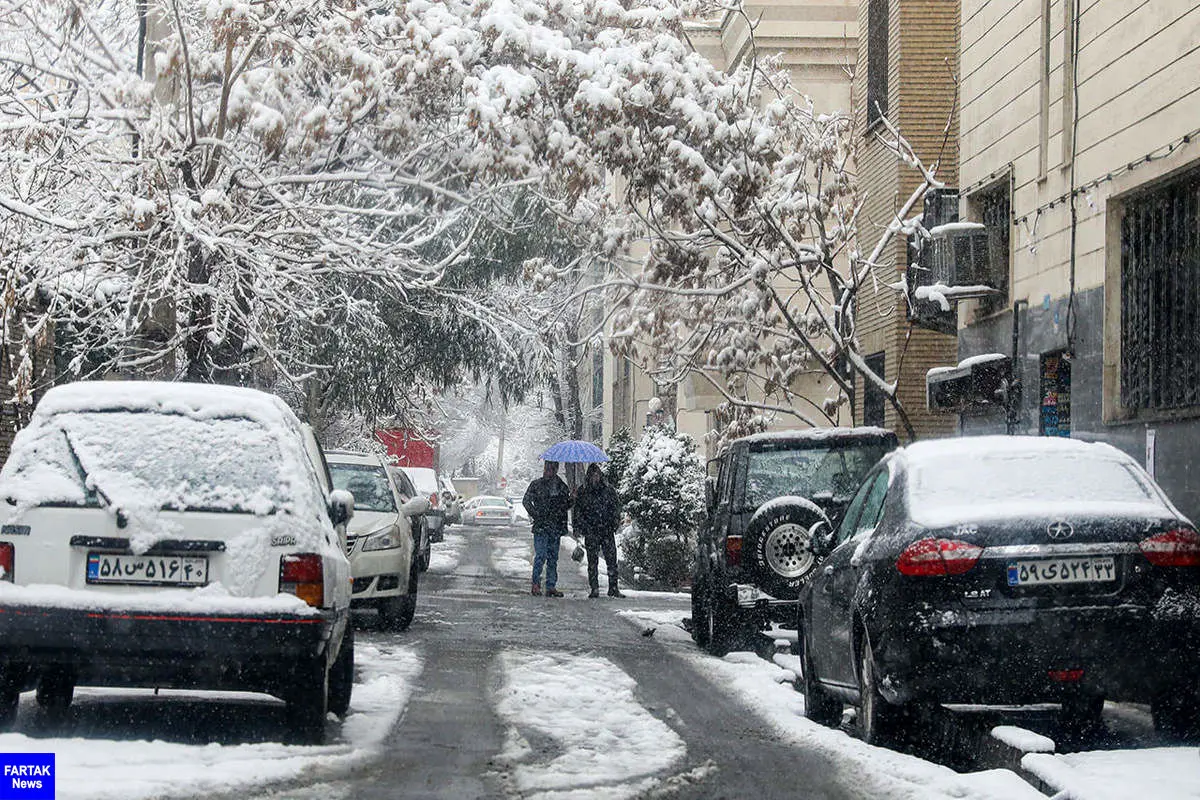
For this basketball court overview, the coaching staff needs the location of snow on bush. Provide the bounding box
[618,425,704,588]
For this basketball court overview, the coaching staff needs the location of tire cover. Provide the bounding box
[744,500,830,600]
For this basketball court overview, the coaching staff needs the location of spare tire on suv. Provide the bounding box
[692,428,898,655]
[744,497,831,599]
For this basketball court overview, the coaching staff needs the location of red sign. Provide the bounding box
[375,429,437,468]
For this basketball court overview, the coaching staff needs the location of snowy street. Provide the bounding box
[4,520,1189,799]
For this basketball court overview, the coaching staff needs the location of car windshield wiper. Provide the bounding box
[62,430,114,509]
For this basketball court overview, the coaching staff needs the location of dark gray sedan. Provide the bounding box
[798,435,1200,746]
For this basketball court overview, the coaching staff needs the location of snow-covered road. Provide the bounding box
[9,522,1194,800]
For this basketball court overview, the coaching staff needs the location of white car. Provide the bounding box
[0,381,354,744]
[326,451,426,630]
[401,466,444,542]
[463,495,515,526]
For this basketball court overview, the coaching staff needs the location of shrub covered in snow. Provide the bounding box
[618,426,704,588]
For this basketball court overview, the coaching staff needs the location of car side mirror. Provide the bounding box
[329,489,355,527]
[705,477,717,512]
[402,496,431,517]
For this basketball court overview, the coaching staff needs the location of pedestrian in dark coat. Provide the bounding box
[522,460,571,597]
[573,464,624,598]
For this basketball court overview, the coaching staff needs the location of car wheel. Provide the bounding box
[800,621,843,727]
[858,636,910,747]
[705,584,745,657]
[285,658,329,745]
[1152,690,1200,741]
[1059,693,1105,741]
[691,572,711,648]
[743,501,830,602]
[381,561,419,632]
[0,687,17,732]
[35,667,75,718]
[327,625,354,718]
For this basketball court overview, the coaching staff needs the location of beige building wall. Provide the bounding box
[961,0,1200,310]
[853,0,960,441]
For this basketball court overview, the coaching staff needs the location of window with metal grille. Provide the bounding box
[863,352,886,427]
[866,0,889,127]
[972,183,1011,314]
[1120,170,1200,412]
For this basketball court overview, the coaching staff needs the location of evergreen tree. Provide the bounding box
[618,426,704,588]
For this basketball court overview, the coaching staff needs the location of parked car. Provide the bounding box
[799,436,1200,746]
[327,451,426,630]
[693,427,898,655]
[463,495,514,526]
[388,466,432,572]
[401,466,444,542]
[0,381,354,744]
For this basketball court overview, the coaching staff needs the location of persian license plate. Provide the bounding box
[1006,556,1115,587]
[86,552,209,586]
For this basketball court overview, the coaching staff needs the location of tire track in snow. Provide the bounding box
[491,650,687,799]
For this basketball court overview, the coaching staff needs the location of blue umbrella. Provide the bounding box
[540,440,609,463]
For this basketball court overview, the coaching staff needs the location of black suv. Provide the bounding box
[692,428,898,655]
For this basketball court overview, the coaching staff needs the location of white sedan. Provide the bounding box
[463,496,514,526]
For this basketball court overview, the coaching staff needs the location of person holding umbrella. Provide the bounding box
[522,459,572,597]
[574,463,625,598]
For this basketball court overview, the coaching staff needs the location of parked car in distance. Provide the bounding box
[388,466,432,572]
[401,466,444,542]
[463,495,514,526]
[0,381,354,744]
[693,427,898,655]
[327,451,426,630]
[799,436,1200,746]
[440,475,463,525]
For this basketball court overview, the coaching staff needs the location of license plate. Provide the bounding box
[86,552,209,586]
[1006,556,1115,586]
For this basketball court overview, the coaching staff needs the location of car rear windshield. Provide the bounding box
[739,442,891,511]
[330,464,397,513]
[908,451,1157,520]
[7,411,289,514]
[477,497,508,508]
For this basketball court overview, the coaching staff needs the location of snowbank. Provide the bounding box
[427,530,469,574]
[1023,747,1200,800]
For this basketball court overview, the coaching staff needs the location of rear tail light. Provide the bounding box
[896,538,983,577]
[1048,668,1084,683]
[279,554,324,607]
[1139,529,1200,567]
[429,493,439,509]
[0,542,12,582]
[725,535,743,567]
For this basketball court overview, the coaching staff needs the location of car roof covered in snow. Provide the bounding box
[735,426,897,449]
[890,435,1183,526]
[33,380,297,426]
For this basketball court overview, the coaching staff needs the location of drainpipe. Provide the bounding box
[1008,300,1028,435]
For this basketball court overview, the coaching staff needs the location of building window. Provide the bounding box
[863,352,886,428]
[866,0,889,127]
[592,347,604,410]
[971,182,1011,314]
[1120,169,1200,412]
[1039,351,1071,437]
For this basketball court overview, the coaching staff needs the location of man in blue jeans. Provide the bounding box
[522,460,572,597]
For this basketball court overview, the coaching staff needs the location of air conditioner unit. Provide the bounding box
[926,354,1011,413]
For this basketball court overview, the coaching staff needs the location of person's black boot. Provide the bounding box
[608,586,625,598]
